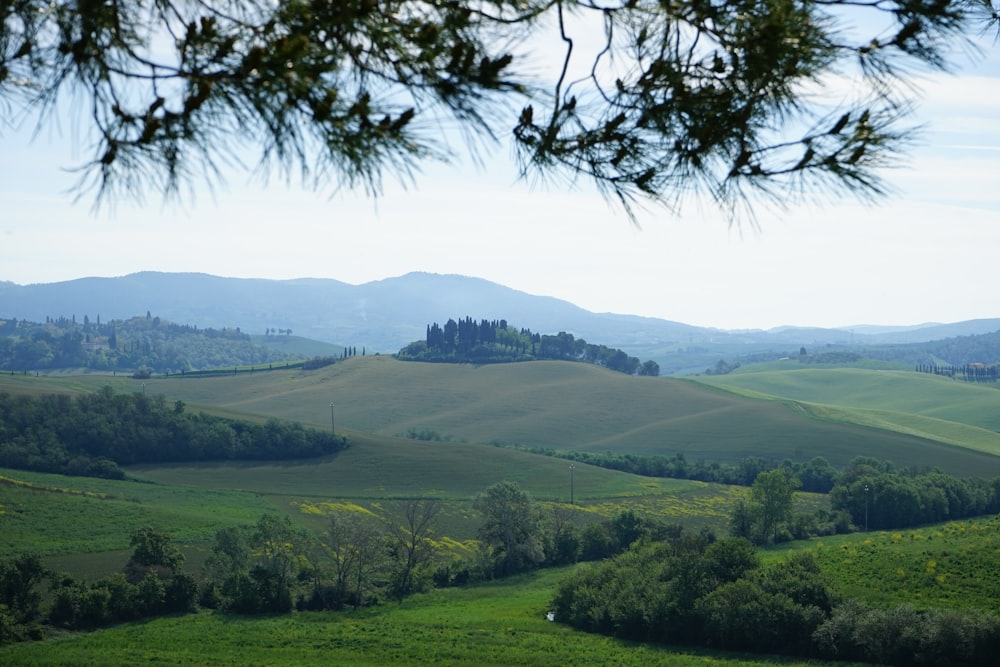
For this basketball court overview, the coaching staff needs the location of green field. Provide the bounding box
[0,567,846,667]
[4,359,1000,664]
[0,469,276,557]
[5,357,998,477]
[695,367,1000,458]
[0,460,767,575]
[764,516,1000,614]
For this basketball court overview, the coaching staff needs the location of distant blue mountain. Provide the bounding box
[1,272,997,374]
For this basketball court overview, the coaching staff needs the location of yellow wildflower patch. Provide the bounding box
[294,501,378,517]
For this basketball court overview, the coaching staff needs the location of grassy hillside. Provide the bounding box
[4,357,1000,477]
[765,516,1000,614]
[695,368,1000,456]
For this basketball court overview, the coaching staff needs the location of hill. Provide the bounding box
[695,367,1000,456]
[0,314,344,374]
[2,271,998,374]
[4,357,998,478]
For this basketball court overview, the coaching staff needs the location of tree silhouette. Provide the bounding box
[3,1,996,219]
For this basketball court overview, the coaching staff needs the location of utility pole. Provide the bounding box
[569,464,576,505]
[864,484,869,532]
[330,401,335,436]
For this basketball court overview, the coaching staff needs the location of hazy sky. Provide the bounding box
[2,36,998,331]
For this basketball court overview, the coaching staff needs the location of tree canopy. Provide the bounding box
[2,1,997,219]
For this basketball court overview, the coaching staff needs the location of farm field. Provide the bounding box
[5,357,999,477]
[0,567,850,667]
[694,368,1000,456]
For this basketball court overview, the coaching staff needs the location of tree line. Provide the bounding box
[507,447,842,492]
[915,363,1000,383]
[0,314,296,374]
[553,532,1000,666]
[0,387,345,479]
[6,472,1000,658]
[0,479,682,644]
[397,317,660,376]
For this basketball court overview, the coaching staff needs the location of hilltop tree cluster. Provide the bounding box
[0,387,345,478]
[398,317,659,376]
[0,315,295,374]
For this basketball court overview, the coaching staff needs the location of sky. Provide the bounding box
[2,28,998,332]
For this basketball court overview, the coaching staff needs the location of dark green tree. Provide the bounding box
[0,553,48,624]
[126,527,185,580]
[4,1,997,219]
[734,468,801,544]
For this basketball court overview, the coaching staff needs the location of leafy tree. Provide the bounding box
[544,506,581,566]
[5,1,996,218]
[0,553,48,625]
[322,511,389,610]
[125,527,185,582]
[750,468,800,544]
[732,468,801,544]
[204,516,306,614]
[473,481,544,576]
[383,499,443,600]
[249,514,303,612]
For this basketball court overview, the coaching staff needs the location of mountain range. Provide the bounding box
[2,271,998,374]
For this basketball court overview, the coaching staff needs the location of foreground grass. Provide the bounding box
[0,568,847,667]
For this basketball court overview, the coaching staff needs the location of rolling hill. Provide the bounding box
[5,356,998,478]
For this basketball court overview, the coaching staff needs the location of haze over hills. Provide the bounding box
[2,271,998,374]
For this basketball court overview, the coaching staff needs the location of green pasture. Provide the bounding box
[764,516,1000,614]
[125,430,702,501]
[696,368,1000,450]
[0,468,275,559]
[0,567,847,667]
[6,357,997,476]
[126,436,762,545]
